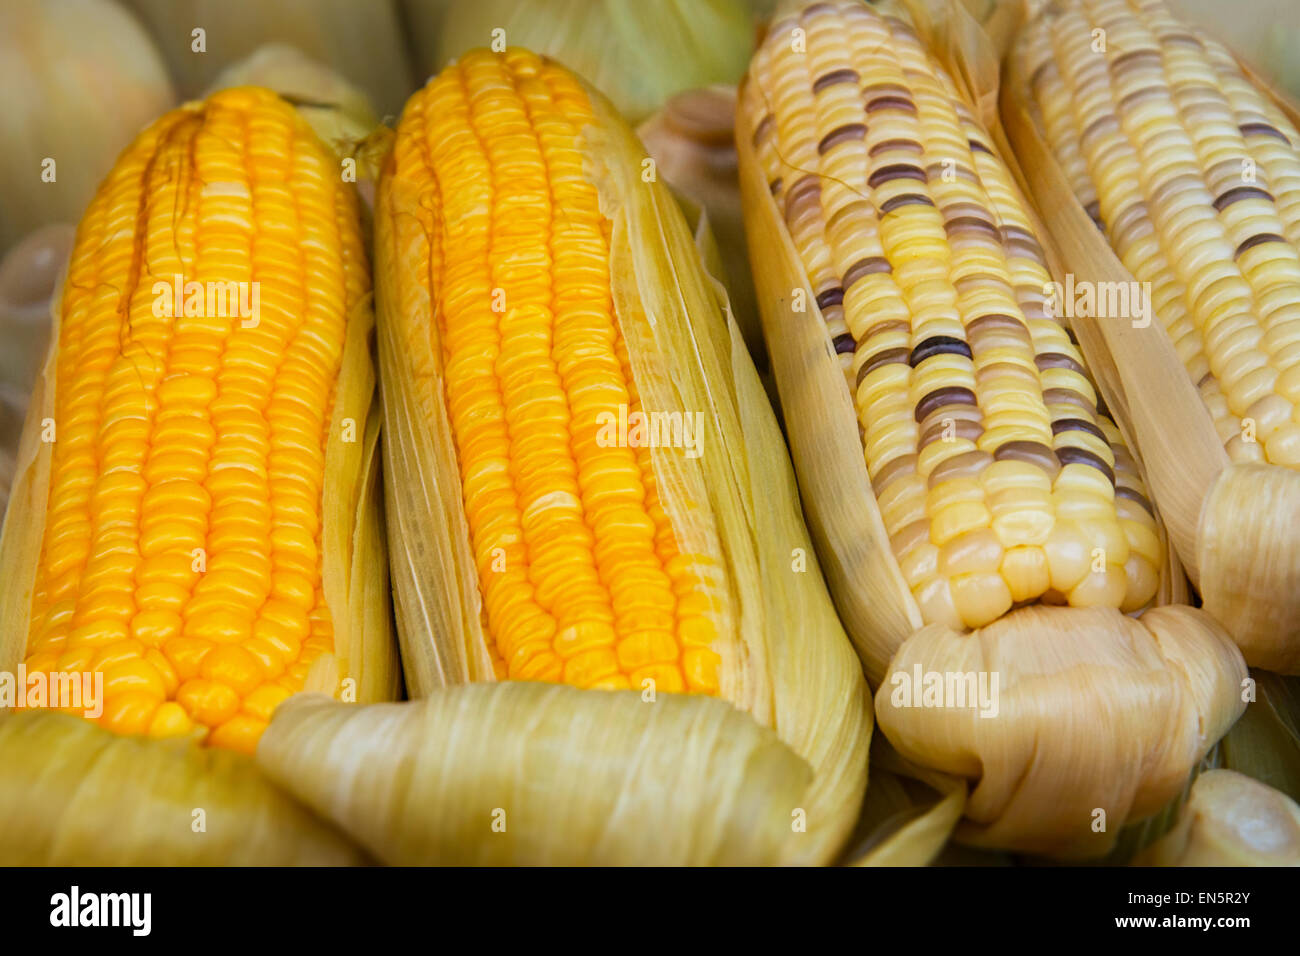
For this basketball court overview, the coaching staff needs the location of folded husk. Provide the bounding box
[1135,769,1300,866]
[0,97,399,863]
[404,0,758,124]
[258,688,814,866]
[737,0,1248,857]
[0,0,175,252]
[874,605,1246,857]
[0,711,366,865]
[367,59,870,865]
[998,9,1300,674]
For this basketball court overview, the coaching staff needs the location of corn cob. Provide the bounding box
[1021,0,1300,467]
[743,0,1161,630]
[1010,0,1300,673]
[246,48,874,866]
[0,87,397,864]
[738,0,1247,857]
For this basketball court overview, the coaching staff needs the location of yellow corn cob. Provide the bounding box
[0,87,396,864]
[0,86,396,755]
[289,45,875,866]
[1020,0,1300,467]
[385,49,727,693]
[741,0,1161,629]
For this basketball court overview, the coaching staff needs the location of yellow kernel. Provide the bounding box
[163,636,214,681]
[90,639,145,672]
[200,645,265,697]
[99,691,160,736]
[682,647,720,693]
[130,610,182,647]
[242,684,292,722]
[101,659,167,699]
[176,678,240,728]
[147,701,195,738]
[208,714,267,755]
[630,663,685,694]
[950,572,1013,629]
[182,609,253,644]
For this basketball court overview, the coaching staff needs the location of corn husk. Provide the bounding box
[123,0,413,119]
[0,93,399,864]
[638,86,764,372]
[0,0,175,254]
[259,688,814,866]
[404,0,758,124]
[260,55,875,867]
[996,8,1300,675]
[0,711,366,865]
[1135,769,1300,866]
[874,606,1245,857]
[737,0,1248,857]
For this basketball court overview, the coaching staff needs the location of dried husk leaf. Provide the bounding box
[0,0,175,252]
[0,711,366,865]
[0,98,397,862]
[258,688,814,866]
[737,0,1248,857]
[998,9,1300,673]
[370,59,870,865]
[1135,769,1300,866]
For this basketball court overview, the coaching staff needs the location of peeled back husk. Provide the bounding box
[260,50,874,866]
[0,711,365,865]
[259,688,814,866]
[0,0,175,252]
